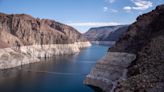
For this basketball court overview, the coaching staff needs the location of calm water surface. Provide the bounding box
[0,45,109,92]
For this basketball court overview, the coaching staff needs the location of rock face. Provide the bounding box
[85,52,136,92]
[0,13,91,69]
[83,25,128,45]
[84,4,164,92]
[0,42,91,69]
[0,13,87,47]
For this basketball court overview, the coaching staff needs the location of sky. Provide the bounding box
[0,0,164,33]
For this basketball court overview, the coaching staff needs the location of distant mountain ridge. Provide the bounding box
[83,25,129,41]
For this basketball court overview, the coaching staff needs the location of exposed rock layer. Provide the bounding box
[84,52,136,92]
[0,42,91,69]
[85,4,164,92]
[0,13,87,47]
[0,13,91,70]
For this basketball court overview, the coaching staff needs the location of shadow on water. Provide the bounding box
[0,45,109,92]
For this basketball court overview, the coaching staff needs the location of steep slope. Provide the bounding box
[103,26,129,41]
[83,25,128,45]
[84,26,121,41]
[0,13,91,69]
[84,25,128,41]
[0,13,87,47]
[84,4,164,92]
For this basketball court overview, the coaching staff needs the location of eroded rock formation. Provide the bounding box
[84,4,164,92]
[0,13,91,69]
[0,13,88,47]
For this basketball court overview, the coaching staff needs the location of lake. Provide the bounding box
[0,45,109,92]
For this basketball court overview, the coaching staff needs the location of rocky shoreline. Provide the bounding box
[0,12,92,70]
[0,41,91,70]
[84,5,164,92]
[84,52,136,92]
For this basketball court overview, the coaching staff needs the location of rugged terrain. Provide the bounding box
[0,13,91,69]
[84,4,164,92]
[0,13,88,47]
[83,25,128,45]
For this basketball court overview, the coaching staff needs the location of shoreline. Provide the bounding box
[84,52,136,92]
[90,41,116,46]
[0,41,91,70]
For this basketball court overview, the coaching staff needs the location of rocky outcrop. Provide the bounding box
[0,13,88,47]
[115,36,164,92]
[84,4,164,92]
[0,42,91,69]
[19,42,91,58]
[83,25,128,45]
[0,48,39,70]
[0,13,91,69]
[84,52,136,92]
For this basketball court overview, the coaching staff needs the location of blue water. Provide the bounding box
[0,45,109,92]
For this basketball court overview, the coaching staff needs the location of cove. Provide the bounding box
[0,45,109,92]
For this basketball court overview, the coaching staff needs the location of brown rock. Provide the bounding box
[112,4,164,92]
[109,5,164,54]
[85,4,164,92]
[0,13,87,48]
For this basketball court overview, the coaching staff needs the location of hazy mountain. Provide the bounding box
[83,25,128,41]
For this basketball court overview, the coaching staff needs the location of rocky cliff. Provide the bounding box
[84,4,164,92]
[0,13,91,69]
[0,13,88,47]
[83,25,128,45]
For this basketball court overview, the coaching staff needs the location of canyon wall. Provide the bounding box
[84,5,164,92]
[0,42,91,69]
[0,13,87,47]
[83,25,128,45]
[0,13,91,70]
